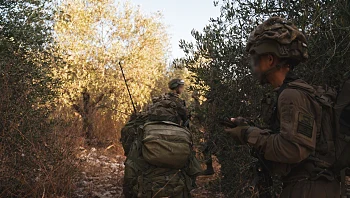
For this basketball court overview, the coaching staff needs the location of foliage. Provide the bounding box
[54,0,170,142]
[0,0,77,197]
[180,0,350,197]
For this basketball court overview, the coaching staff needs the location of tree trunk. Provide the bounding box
[72,88,106,143]
[82,90,93,140]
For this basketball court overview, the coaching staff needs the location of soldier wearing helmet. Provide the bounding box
[147,78,188,126]
[168,78,185,94]
[167,78,188,125]
[225,17,339,197]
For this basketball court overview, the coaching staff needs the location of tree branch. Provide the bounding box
[72,104,83,116]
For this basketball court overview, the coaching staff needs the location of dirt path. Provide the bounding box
[74,147,223,198]
[74,147,126,198]
[192,156,225,198]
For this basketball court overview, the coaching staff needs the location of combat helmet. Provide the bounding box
[168,79,185,90]
[246,17,308,66]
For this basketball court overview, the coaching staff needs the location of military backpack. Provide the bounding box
[285,76,350,172]
[148,94,181,124]
[120,113,147,156]
[125,120,201,198]
[142,121,192,169]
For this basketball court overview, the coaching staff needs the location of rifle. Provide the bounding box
[218,117,273,197]
[119,62,137,114]
[249,149,273,198]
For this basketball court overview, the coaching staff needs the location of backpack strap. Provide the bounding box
[268,72,300,132]
[285,81,339,176]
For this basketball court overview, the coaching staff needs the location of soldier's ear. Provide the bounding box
[267,54,275,67]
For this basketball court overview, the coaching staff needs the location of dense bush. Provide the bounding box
[180,0,350,196]
[0,1,77,197]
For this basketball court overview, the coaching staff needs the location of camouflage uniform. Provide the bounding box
[122,79,202,198]
[241,17,339,197]
[167,92,188,125]
[167,78,187,123]
[247,74,340,197]
[147,92,188,126]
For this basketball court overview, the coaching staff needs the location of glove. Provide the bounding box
[224,117,250,144]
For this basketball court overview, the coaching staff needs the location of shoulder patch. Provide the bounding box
[297,112,314,138]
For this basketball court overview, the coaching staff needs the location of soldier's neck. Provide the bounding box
[268,74,286,88]
[268,68,290,88]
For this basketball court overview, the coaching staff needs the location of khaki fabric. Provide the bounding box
[142,121,192,169]
[245,79,339,196]
[246,87,318,165]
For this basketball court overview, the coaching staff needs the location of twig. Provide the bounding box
[41,188,45,198]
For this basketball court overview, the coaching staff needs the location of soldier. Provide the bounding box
[147,78,188,126]
[224,17,340,197]
[123,78,201,198]
[168,78,188,125]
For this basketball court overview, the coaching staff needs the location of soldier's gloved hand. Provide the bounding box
[224,117,250,144]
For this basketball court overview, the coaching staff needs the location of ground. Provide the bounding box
[74,147,125,197]
[191,157,225,198]
[74,146,224,198]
